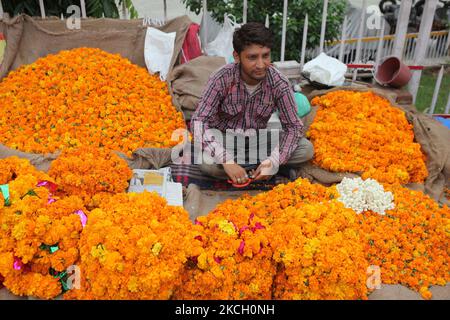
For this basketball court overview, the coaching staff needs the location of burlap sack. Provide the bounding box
[305,86,450,204]
[0,14,192,82]
[0,14,192,171]
[167,55,226,113]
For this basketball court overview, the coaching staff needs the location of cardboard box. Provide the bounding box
[127,168,183,207]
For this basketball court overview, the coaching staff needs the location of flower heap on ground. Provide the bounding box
[0,47,186,157]
[309,91,428,185]
[48,146,132,207]
[0,157,86,299]
[64,192,202,300]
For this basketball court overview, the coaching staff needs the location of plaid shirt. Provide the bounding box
[191,63,304,165]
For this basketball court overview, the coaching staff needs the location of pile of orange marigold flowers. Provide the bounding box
[309,91,428,185]
[48,147,132,207]
[0,48,185,156]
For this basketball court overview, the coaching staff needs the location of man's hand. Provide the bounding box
[251,159,274,181]
[223,162,249,184]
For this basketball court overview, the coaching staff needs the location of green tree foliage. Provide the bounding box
[1,0,138,19]
[182,0,347,61]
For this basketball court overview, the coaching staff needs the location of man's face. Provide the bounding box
[233,44,271,82]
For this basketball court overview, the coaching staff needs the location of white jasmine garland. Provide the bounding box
[336,177,395,215]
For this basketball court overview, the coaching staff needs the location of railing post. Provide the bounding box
[375,18,386,66]
[392,0,412,58]
[202,0,208,50]
[300,14,308,70]
[319,0,329,53]
[243,0,247,24]
[445,92,450,114]
[338,15,348,62]
[280,0,288,62]
[122,0,128,19]
[445,28,450,58]
[0,1,4,20]
[39,0,46,18]
[164,0,167,21]
[80,0,87,19]
[429,65,444,114]
[265,14,269,28]
[353,0,367,82]
[408,0,438,104]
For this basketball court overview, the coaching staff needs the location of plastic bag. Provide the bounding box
[302,52,347,86]
[205,14,240,63]
[144,27,176,81]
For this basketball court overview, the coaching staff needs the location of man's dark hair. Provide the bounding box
[233,22,273,54]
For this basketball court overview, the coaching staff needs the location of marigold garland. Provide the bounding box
[357,184,450,299]
[0,48,185,156]
[48,147,132,206]
[64,192,201,300]
[1,155,447,300]
[0,158,86,299]
[269,201,369,300]
[173,202,275,300]
[309,91,428,185]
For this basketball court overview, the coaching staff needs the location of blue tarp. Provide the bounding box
[434,117,450,130]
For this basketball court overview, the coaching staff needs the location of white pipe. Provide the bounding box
[300,14,308,70]
[319,0,329,53]
[281,0,288,62]
[265,14,269,28]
